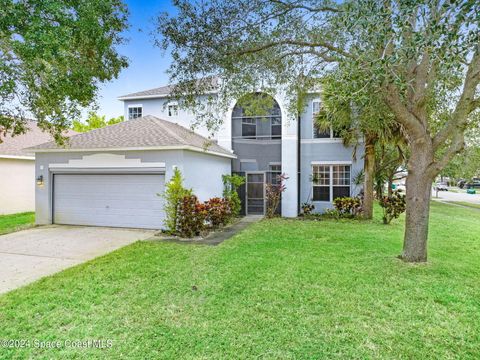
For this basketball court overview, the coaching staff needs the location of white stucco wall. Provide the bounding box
[0,158,35,215]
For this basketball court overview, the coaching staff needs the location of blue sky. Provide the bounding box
[94,0,176,119]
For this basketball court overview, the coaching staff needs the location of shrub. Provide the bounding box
[205,197,232,228]
[301,202,315,215]
[333,197,363,218]
[379,191,406,224]
[265,173,288,218]
[176,195,207,237]
[161,168,192,233]
[222,174,245,217]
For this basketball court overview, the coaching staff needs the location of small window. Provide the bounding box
[333,165,351,200]
[128,106,142,120]
[168,104,178,117]
[312,165,330,201]
[313,124,331,139]
[312,100,321,115]
[242,118,256,138]
[269,164,282,185]
[271,117,281,139]
[312,164,351,202]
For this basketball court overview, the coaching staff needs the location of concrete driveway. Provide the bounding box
[0,225,155,295]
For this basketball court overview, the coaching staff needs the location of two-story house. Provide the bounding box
[30,81,363,229]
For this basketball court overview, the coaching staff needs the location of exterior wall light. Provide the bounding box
[36,175,44,186]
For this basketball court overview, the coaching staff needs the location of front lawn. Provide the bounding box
[447,201,480,210]
[1,202,479,359]
[0,212,35,235]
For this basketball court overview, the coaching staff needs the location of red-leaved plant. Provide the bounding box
[204,197,232,228]
[176,195,207,238]
[265,173,288,218]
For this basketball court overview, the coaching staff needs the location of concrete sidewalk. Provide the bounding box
[150,215,262,246]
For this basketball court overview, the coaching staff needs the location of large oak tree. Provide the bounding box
[0,0,128,143]
[158,0,480,262]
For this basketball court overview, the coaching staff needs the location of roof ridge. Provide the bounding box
[148,116,188,145]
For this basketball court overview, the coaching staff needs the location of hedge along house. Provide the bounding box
[119,81,364,218]
[29,116,234,229]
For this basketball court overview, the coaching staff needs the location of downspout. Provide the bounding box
[297,114,301,215]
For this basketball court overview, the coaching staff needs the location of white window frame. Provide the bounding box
[311,99,342,140]
[270,116,281,138]
[311,162,352,202]
[241,117,257,138]
[127,104,143,120]
[167,103,178,117]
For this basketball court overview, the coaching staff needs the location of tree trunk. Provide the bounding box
[387,176,393,197]
[401,144,435,263]
[363,136,376,219]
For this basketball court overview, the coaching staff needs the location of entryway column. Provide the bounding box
[281,103,298,218]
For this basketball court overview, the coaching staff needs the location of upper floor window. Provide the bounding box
[232,93,282,140]
[242,118,256,138]
[312,164,351,201]
[311,99,342,139]
[168,104,178,117]
[271,117,281,139]
[313,124,332,139]
[312,100,321,115]
[128,106,142,120]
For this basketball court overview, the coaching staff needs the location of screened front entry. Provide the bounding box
[246,173,265,215]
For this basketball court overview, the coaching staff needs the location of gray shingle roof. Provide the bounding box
[28,115,234,157]
[0,121,75,157]
[118,77,219,100]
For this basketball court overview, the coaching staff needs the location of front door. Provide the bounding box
[246,172,265,215]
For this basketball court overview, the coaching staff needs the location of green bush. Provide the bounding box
[222,174,245,217]
[379,191,406,224]
[176,195,207,238]
[301,202,315,215]
[161,168,192,233]
[333,197,363,218]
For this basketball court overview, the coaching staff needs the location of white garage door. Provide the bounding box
[53,174,165,229]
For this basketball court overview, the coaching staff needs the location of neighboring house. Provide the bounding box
[30,81,364,229]
[0,121,73,215]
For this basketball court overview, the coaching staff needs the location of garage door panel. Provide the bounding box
[54,198,164,211]
[54,174,165,229]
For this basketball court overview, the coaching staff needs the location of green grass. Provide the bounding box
[1,202,480,359]
[447,201,480,210]
[0,212,35,235]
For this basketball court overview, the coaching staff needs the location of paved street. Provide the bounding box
[432,187,480,204]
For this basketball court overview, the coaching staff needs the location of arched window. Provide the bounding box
[231,93,281,140]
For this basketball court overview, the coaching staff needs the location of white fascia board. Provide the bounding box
[30,145,237,159]
[311,160,352,165]
[0,154,35,160]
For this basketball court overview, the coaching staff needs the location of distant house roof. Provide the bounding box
[0,121,76,159]
[28,115,235,158]
[118,77,220,100]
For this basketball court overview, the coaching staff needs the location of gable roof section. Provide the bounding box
[28,115,235,158]
[118,77,220,100]
[0,121,76,159]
